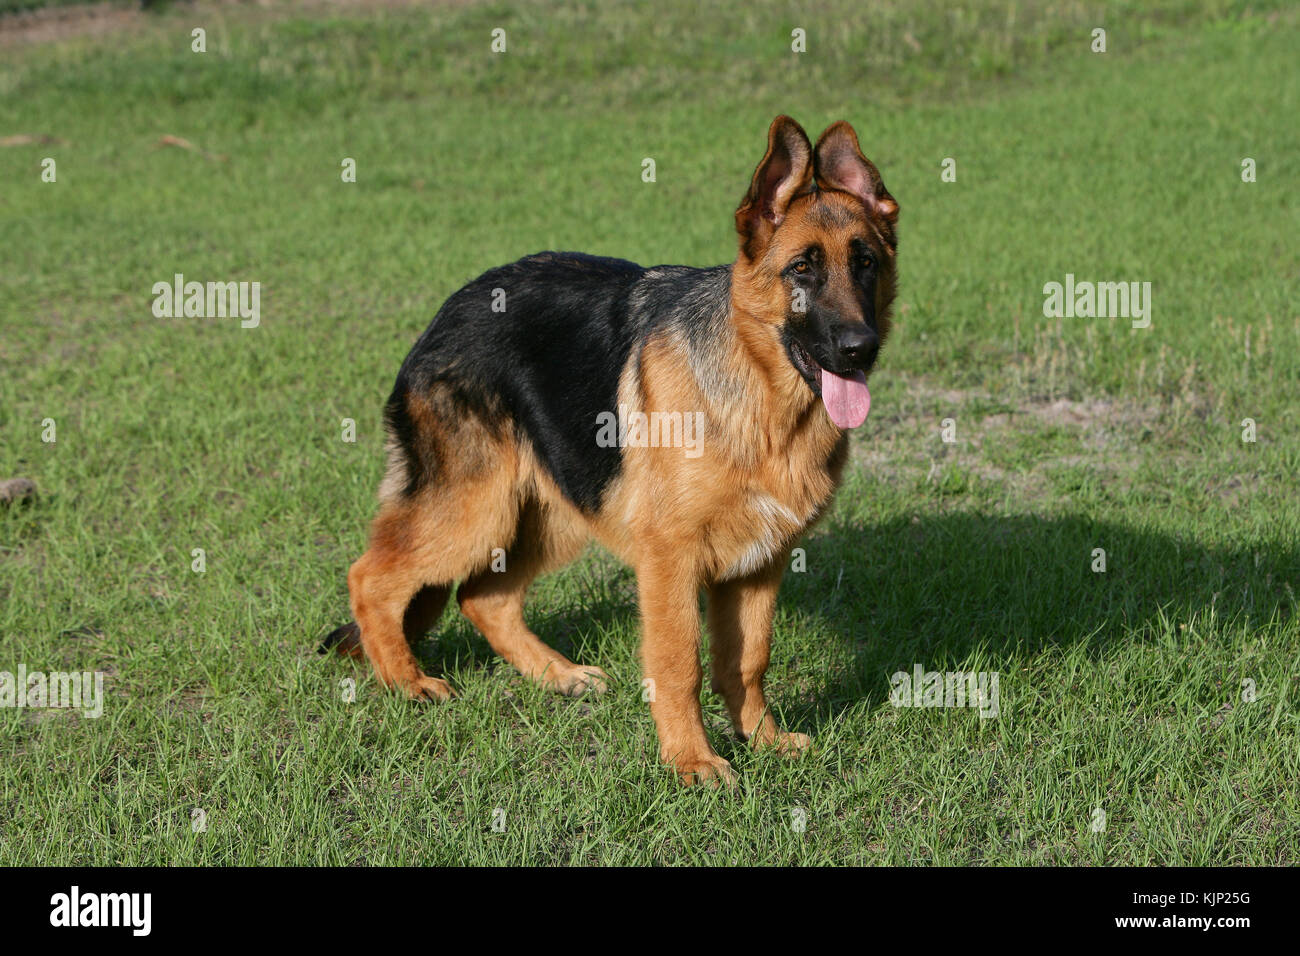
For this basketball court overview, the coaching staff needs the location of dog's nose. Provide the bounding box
[837,327,879,368]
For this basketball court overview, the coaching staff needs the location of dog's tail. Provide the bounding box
[318,621,365,659]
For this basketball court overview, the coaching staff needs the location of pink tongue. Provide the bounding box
[819,368,871,429]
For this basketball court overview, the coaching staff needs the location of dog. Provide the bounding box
[322,116,898,785]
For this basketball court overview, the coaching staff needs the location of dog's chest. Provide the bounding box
[706,425,847,581]
[712,489,821,581]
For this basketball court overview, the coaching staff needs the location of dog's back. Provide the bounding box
[384,252,730,513]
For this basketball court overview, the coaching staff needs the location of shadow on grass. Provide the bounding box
[778,512,1297,732]
[400,512,1294,733]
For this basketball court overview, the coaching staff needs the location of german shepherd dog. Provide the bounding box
[322,116,898,784]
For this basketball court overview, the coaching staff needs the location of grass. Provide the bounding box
[0,0,1297,865]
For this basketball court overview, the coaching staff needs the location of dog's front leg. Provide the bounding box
[637,554,735,786]
[707,560,812,756]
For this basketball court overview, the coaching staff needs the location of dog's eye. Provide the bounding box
[859,255,876,270]
[793,261,810,275]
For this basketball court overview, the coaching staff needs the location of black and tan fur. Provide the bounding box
[322,116,899,784]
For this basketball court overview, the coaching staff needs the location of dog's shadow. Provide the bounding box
[777,512,1296,731]
[416,513,1296,732]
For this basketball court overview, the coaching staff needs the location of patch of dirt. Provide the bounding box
[1208,473,1260,509]
[903,375,1158,431]
[0,0,459,49]
[0,477,37,505]
[853,373,1167,503]
[0,3,138,48]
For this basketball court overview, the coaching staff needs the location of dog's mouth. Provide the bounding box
[786,339,872,430]
[787,339,820,389]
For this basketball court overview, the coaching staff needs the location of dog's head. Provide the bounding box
[733,115,898,429]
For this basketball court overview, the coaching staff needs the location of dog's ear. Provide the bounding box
[735,115,814,259]
[813,122,898,226]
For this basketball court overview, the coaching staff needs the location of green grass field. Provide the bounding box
[1,0,1297,865]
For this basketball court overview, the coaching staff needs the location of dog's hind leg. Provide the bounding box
[457,498,606,696]
[348,538,457,701]
[319,584,449,660]
[348,439,523,701]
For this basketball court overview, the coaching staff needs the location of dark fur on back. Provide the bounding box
[387,252,731,512]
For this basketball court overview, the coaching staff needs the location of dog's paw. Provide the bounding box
[546,663,609,697]
[751,729,812,757]
[760,730,812,758]
[673,753,737,788]
[402,676,456,702]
